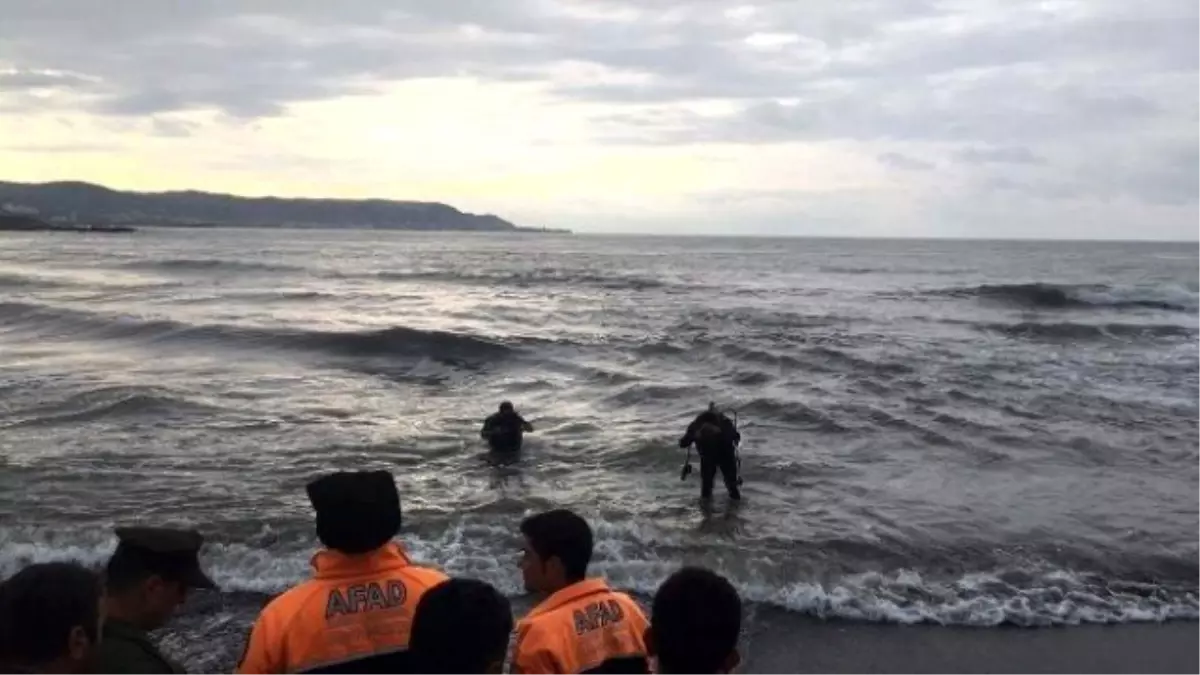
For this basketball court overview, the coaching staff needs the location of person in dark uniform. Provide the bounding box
[97,526,217,674]
[0,562,104,674]
[480,401,534,453]
[679,403,742,501]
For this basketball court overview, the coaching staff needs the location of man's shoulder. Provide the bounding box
[403,564,450,589]
[606,588,648,618]
[260,565,446,612]
[96,629,178,673]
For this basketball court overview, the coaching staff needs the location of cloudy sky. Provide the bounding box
[0,0,1196,238]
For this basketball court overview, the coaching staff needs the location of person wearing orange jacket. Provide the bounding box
[512,509,649,674]
[237,470,448,674]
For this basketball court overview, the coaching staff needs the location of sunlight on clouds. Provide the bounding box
[725,5,757,22]
[0,75,896,226]
[743,32,801,49]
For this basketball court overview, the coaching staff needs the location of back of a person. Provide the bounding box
[409,578,513,674]
[694,420,727,454]
[237,471,449,674]
[488,411,525,451]
[517,586,649,674]
[241,545,445,673]
[646,567,742,674]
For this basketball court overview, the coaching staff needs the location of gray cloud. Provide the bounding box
[150,117,201,138]
[956,147,1046,166]
[0,68,95,92]
[0,0,1194,237]
[878,152,935,172]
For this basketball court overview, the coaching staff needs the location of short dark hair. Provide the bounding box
[651,567,741,674]
[410,578,513,673]
[520,509,593,582]
[0,562,102,667]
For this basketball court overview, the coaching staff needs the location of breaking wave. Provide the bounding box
[2,526,1194,628]
[935,282,1198,312]
[975,321,1196,342]
[0,301,515,364]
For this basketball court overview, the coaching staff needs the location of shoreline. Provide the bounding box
[744,612,1199,674]
[167,591,1200,673]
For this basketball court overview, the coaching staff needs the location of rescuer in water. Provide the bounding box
[480,401,534,453]
[679,403,742,501]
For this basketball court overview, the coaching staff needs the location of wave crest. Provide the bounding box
[3,527,1194,627]
[0,301,515,365]
[936,282,1198,312]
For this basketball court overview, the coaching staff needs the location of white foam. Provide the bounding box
[1074,283,1199,311]
[4,526,1194,627]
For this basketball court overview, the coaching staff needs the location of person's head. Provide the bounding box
[0,562,104,673]
[646,567,742,674]
[707,401,718,414]
[519,509,592,594]
[104,527,216,631]
[499,401,515,414]
[410,578,513,674]
[307,470,402,555]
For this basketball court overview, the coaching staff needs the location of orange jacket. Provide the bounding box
[512,578,649,674]
[236,543,448,674]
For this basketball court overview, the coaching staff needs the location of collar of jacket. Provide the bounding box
[310,542,413,580]
[104,619,155,647]
[526,578,613,619]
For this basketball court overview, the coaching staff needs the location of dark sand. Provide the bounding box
[743,611,1199,674]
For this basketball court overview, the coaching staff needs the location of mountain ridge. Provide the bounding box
[0,180,544,232]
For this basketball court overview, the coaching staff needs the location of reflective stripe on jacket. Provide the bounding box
[513,578,649,674]
[236,543,448,674]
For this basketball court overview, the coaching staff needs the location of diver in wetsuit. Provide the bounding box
[679,403,742,501]
[481,401,534,453]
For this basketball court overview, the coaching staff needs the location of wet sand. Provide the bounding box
[743,611,1199,674]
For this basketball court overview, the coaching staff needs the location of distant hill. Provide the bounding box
[0,181,531,232]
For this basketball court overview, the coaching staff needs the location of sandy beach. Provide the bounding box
[744,611,1199,674]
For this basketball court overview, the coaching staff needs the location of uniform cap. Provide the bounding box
[113,526,217,590]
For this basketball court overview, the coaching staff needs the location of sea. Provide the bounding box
[0,229,1196,671]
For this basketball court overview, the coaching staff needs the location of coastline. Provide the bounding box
[166,592,1200,673]
[744,611,1199,674]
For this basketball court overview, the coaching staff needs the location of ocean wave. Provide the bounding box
[738,398,847,433]
[0,271,60,289]
[977,321,1196,342]
[934,282,1198,312]
[371,269,673,292]
[3,527,1194,627]
[0,301,515,365]
[0,385,228,429]
[602,383,694,406]
[121,258,306,274]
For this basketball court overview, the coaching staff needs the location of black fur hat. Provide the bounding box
[306,470,401,554]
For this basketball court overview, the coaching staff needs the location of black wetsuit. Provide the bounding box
[481,411,533,452]
[679,410,741,500]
